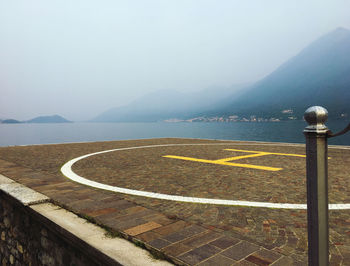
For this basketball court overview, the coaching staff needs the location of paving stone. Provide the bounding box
[162,242,192,257]
[0,159,17,167]
[30,182,67,192]
[108,199,135,211]
[180,230,221,248]
[329,253,342,265]
[115,208,155,221]
[137,231,162,243]
[273,246,294,256]
[233,260,256,265]
[101,199,136,211]
[286,237,298,247]
[86,193,118,202]
[270,256,295,266]
[163,229,193,243]
[198,254,236,266]
[248,248,282,264]
[123,221,162,236]
[245,255,270,265]
[163,225,206,243]
[221,241,260,261]
[178,244,221,265]
[95,208,153,226]
[150,216,174,226]
[148,238,172,250]
[64,198,96,210]
[142,214,172,224]
[209,235,241,249]
[86,207,119,218]
[110,217,148,231]
[153,220,189,236]
[289,254,307,265]
[117,206,147,216]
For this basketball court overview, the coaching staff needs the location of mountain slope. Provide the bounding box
[210,27,350,119]
[94,27,350,122]
[93,84,248,122]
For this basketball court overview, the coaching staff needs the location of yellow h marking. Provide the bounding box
[224,149,306,158]
[215,152,269,162]
[163,148,306,171]
[163,155,282,171]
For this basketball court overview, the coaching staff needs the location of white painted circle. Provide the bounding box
[61,143,350,210]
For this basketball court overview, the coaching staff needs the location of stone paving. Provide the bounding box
[0,138,350,265]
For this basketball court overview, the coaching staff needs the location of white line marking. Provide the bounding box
[60,143,350,210]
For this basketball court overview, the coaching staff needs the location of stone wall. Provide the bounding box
[0,174,171,266]
[0,191,116,266]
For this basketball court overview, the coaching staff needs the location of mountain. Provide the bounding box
[93,84,248,122]
[94,27,350,122]
[206,27,350,120]
[94,90,191,122]
[1,119,22,124]
[26,115,72,123]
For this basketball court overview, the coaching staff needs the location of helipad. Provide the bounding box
[61,143,350,210]
[1,138,349,265]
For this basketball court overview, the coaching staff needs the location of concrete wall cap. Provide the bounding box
[0,177,49,206]
[0,174,16,184]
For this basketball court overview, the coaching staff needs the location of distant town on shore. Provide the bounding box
[164,108,349,123]
[164,109,297,123]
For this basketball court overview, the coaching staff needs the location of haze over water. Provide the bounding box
[1,121,350,147]
[1,1,350,122]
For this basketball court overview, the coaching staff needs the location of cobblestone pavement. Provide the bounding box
[0,138,349,265]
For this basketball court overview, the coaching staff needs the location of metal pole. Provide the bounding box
[303,106,329,266]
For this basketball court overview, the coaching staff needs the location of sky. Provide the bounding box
[1,1,350,121]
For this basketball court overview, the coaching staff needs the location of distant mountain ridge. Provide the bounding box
[204,27,350,120]
[94,27,350,122]
[26,115,71,123]
[1,119,22,124]
[1,115,72,124]
[93,84,248,122]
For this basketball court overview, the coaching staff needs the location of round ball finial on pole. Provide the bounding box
[304,106,329,133]
[304,105,330,265]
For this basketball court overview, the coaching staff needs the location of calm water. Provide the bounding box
[1,121,350,147]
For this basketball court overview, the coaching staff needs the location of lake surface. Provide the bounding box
[1,120,350,147]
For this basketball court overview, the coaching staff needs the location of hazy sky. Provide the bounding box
[1,1,350,121]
